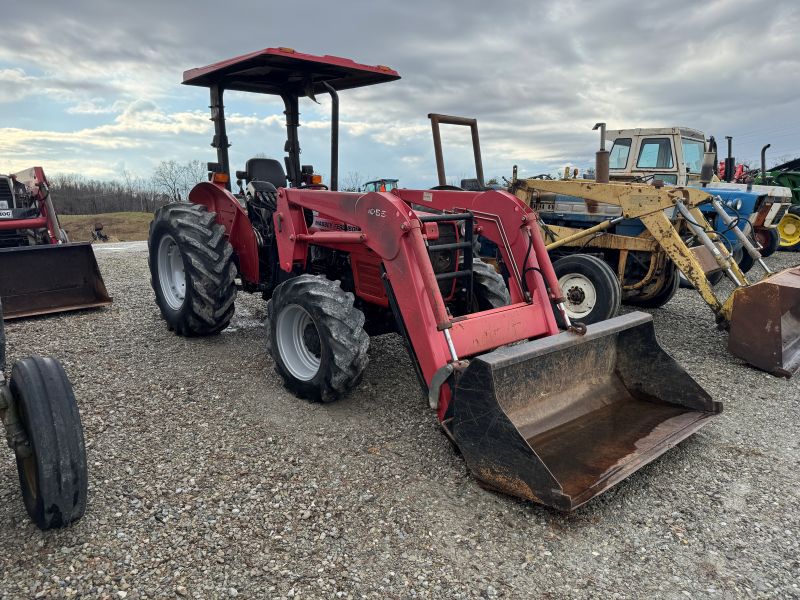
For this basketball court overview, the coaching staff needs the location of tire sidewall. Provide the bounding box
[149,216,191,330]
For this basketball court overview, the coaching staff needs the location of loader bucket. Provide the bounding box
[450,312,720,511]
[0,243,112,320]
[728,266,800,377]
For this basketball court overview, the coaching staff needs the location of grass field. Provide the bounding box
[59,212,152,242]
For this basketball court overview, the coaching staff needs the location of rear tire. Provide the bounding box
[472,258,510,310]
[626,263,680,309]
[552,254,620,325]
[267,275,369,403]
[9,357,87,529]
[148,203,237,336]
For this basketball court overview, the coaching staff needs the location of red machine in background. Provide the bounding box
[0,167,111,319]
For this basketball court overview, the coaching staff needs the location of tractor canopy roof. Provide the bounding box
[183,47,400,95]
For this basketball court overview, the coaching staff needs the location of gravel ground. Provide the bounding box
[1,246,798,599]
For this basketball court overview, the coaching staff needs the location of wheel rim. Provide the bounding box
[753,228,770,249]
[276,304,321,381]
[558,274,596,318]
[778,214,800,247]
[157,234,187,310]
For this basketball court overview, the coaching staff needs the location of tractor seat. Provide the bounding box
[245,158,287,189]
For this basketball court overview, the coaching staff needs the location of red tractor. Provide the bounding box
[0,167,111,320]
[148,48,720,511]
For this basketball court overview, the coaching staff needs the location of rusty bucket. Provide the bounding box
[450,312,720,511]
[728,266,800,377]
[0,243,112,320]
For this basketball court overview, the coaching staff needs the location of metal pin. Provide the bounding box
[443,328,459,362]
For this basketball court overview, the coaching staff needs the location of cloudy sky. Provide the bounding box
[1,0,798,188]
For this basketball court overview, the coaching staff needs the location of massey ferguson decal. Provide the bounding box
[313,217,361,232]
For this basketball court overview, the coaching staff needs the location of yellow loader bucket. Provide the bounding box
[450,312,720,511]
[0,243,112,320]
[728,266,800,377]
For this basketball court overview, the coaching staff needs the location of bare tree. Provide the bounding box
[153,160,185,202]
[341,171,362,192]
[183,159,208,191]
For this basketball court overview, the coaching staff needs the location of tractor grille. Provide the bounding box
[774,204,789,223]
[0,178,13,209]
[0,229,30,248]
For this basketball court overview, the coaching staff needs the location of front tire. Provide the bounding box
[552,254,621,325]
[148,203,237,336]
[9,357,87,529]
[267,275,369,403]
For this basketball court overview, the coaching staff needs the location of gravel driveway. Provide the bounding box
[1,246,798,599]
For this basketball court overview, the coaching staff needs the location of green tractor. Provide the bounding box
[755,151,800,250]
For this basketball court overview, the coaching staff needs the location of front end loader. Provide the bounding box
[0,167,111,319]
[147,47,720,511]
[514,169,800,378]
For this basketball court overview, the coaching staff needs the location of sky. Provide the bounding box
[1,0,799,189]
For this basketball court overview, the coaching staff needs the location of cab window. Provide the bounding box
[654,174,678,185]
[637,138,674,169]
[681,138,705,173]
[609,138,631,169]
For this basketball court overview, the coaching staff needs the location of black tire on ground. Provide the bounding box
[148,203,237,336]
[267,275,369,403]
[0,298,6,371]
[626,263,680,309]
[472,258,510,310]
[754,227,780,257]
[9,357,87,529]
[552,254,621,326]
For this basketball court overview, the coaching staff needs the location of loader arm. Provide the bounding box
[514,178,745,320]
[511,179,713,219]
[273,187,562,418]
[516,178,800,377]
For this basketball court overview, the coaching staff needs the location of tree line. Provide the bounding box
[49,160,207,215]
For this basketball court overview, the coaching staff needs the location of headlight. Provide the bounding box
[725,198,742,211]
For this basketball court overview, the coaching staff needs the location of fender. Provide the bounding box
[188,182,259,284]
